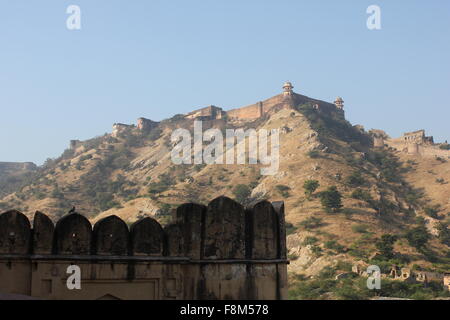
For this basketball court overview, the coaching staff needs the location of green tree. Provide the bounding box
[376,234,398,259]
[299,217,324,230]
[436,222,450,246]
[405,225,430,250]
[276,185,291,198]
[319,186,343,213]
[303,180,320,199]
[345,172,365,187]
[232,184,251,204]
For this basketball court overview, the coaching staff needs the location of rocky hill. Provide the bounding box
[1,83,449,299]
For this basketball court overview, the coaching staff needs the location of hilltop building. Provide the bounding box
[184,82,345,121]
[108,82,345,136]
[334,97,344,110]
[371,129,450,158]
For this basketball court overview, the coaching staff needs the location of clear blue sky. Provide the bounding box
[1,0,449,165]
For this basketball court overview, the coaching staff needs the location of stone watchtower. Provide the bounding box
[282,81,294,96]
[334,97,344,110]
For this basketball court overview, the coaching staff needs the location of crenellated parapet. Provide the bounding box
[0,196,288,300]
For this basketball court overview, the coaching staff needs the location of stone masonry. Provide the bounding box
[0,197,288,300]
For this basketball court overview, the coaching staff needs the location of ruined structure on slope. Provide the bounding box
[0,197,288,300]
[137,117,159,132]
[352,263,449,291]
[185,105,226,120]
[112,123,134,138]
[371,129,450,158]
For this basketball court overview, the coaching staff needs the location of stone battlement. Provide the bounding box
[0,197,288,300]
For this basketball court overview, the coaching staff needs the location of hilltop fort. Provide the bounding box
[107,81,450,160]
[110,82,345,138]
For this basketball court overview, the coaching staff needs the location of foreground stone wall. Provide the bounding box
[0,197,288,300]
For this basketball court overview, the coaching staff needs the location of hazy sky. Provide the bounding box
[1,0,449,165]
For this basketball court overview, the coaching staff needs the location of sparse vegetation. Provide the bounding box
[303,180,319,199]
[436,222,450,246]
[303,236,319,246]
[375,234,398,259]
[148,174,173,195]
[276,185,291,198]
[345,172,365,187]
[232,184,251,204]
[299,217,324,230]
[350,188,373,202]
[405,224,431,250]
[424,205,441,219]
[289,269,450,300]
[436,156,447,163]
[307,150,320,159]
[324,240,345,253]
[351,224,369,234]
[285,222,298,236]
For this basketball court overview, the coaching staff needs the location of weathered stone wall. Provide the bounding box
[0,197,288,300]
[372,129,450,158]
[185,106,225,120]
[227,103,263,120]
[0,162,37,176]
[204,92,342,122]
[385,138,450,158]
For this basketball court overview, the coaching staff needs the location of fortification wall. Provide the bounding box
[185,106,225,120]
[227,103,263,120]
[187,91,342,122]
[227,94,293,120]
[0,162,37,174]
[417,145,450,158]
[385,138,450,158]
[0,197,288,300]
